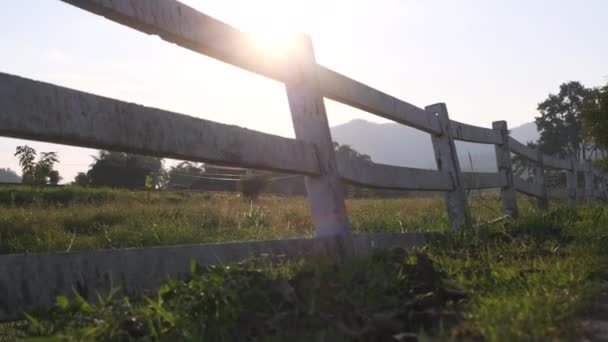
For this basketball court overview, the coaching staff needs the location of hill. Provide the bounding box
[0,168,21,183]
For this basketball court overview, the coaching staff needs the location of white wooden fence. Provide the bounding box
[0,0,606,320]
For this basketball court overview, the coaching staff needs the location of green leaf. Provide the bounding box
[56,295,70,310]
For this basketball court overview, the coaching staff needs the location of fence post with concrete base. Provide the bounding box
[284,35,352,238]
[535,150,549,210]
[493,121,518,218]
[427,103,470,230]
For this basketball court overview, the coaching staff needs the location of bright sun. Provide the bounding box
[237,0,315,53]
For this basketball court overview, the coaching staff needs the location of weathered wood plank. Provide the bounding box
[508,137,540,162]
[284,36,351,237]
[0,233,428,321]
[0,73,320,175]
[318,68,442,134]
[336,155,453,191]
[428,103,470,230]
[542,154,572,170]
[449,120,502,145]
[514,177,544,198]
[462,171,507,190]
[60,0,288,81]
[494,121,519,217]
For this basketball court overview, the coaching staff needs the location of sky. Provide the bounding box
[1,0,607,182]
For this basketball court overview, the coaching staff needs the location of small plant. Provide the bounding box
[145,174,153,201]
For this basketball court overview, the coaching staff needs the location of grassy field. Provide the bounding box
[0,186,607,340]
[0,185,460,254]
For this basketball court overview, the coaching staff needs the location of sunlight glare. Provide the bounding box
[239,0,315,54]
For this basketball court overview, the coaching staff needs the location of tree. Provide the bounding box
[15,145,36,184]
[333,142,372,162]
[87,151,163,189]
[48,170,61,185]
[535,81,593,160]
[166,161,205,189]
[14,145,60,185]
[74,172,90,187]
[582,83,608,155]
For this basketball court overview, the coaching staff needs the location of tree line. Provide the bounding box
[513,80,608,184]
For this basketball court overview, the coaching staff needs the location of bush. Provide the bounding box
[238,173,270,200]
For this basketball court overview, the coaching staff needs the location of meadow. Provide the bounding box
[0,185,607,341]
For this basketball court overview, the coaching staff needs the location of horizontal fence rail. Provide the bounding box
[548,188,586,201]
[462,172,508,190]
[0,73,320,175]
[542,154,572,170]
[0,234,429,321]
[514,177,544,198]
[509,137,540,162]
[336,156,452,191]
[318,68,442,134]
[548,188,568,200]
[450,120,502,144]
[0,0,606,322]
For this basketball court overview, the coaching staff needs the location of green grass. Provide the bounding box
[0,186,607,340]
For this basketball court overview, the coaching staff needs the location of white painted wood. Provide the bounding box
[566,158,578,208]
[535,150,549,210]
[543,155,572,170]
[508,137,540,162]
[336,155,453,191]
[449,120,502,145]
[318,67,442,134]
[427,103,470,230]
[0,72,320,175]
[462,171,508,190]
[584,160,596,205]
[284,35,351,238]
[493,121,519,217]
[514,177,544,198]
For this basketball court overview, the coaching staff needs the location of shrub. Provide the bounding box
[238,173,270,200]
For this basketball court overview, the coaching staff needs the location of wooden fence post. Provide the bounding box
[492,121,518,218]
[284,34,351,238]
[584,160,595,205]
[426,103,470,230]
[566,157,578,209]
[535,150,549,210]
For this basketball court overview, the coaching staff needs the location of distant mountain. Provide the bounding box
[330,119,539,172]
